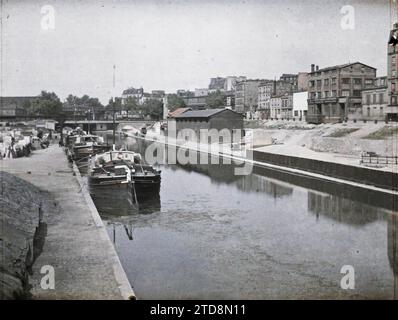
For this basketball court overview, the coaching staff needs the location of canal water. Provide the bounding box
[85,135,397,299]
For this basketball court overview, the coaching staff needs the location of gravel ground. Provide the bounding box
[246,120,398,158]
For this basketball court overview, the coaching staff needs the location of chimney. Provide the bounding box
[311,64,315,72]
[316,65,319,71]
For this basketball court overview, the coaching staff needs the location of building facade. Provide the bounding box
[361,77,388,121]
[0,96,36,119]
[270,96,282,119]
[194,88,209,97]
[388,22,398,121]
[174,108,244,143]
[257,80,273,111]
[306,62,377,124]
[297,73,309,91]
[121,87,144,104]
[257,79,294,119]
[293,91,308,120]
[182,96,207,109]
[281,94,293,119]
[234,79,264,114]
[208,76,246,93]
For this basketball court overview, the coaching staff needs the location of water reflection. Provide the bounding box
[90,186,161,218]
[236,174,293,198]
[308,191,387,226]
[388,213,398,299]
[95,134,398,299]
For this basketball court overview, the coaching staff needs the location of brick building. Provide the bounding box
[306,62,376,124]
[388,22,398,121]
[235,79,266,115]
[361,77,388,121]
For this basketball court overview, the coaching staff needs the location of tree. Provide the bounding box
[21,100,34,117]
[167,94,186,111]
[64,94,104,119]
[206,90,226,109]
[140,99,163,120]
[124,96,139,118]
[33,91,63,118]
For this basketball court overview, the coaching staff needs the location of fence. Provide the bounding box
[361,154,398,165]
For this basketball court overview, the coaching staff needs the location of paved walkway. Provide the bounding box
[0,145,134,299]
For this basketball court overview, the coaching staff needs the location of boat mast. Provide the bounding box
[112,64,116,150]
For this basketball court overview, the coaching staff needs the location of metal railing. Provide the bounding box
[361,153,398,165]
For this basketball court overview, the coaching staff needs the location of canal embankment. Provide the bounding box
[123,129,398,194]
[0,145,135,299]
[252,147,397,191]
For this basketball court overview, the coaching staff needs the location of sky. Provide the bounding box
[0,0,395,104]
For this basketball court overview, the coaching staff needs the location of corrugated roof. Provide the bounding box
[175,108,243,119]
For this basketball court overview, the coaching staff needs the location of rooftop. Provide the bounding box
[309,62,376,74]
[122,87,143,95]
[168,107,192,118]
[175,108,243,119]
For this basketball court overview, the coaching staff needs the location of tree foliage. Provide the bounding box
[140,99,163,120]
[124,96,139,114]
[33,91,63,117]
[206,90,226,109]
[66,94,104,110]
[167,94,186,111]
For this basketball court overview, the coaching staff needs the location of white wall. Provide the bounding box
[293,91,308,118]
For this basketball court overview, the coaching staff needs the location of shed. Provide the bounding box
[174,108,244,143]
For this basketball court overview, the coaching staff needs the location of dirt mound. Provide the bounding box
[0,171,46,299]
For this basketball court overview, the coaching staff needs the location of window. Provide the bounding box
[324,91,329,98]
[294,111,298,116]
[379,93,384,104]
[310,80,315,87]
[317,92,321,98]
[324,79,329,86]
[342,90,350,97]
[365,79,373,85]
[380,107,383,115]
[331,78,336,85]
[310,92,316,99]
[367,107,370,117]
[353,78,362,85]
[342,78,350,84]
[392,83,396,92]
[366,94,371,105]
[373,94,377,103]
[353,90,361,97]
[392,96,397,105]
[316,80,322,87]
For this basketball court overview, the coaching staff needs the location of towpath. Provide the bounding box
[0,145,134,299]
